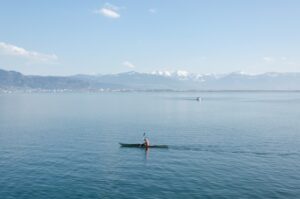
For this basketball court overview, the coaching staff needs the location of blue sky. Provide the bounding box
[0,0,300,75]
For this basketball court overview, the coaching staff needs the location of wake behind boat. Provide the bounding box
[119,143,168,149]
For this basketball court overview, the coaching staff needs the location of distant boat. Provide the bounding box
[119,143,168,148]
[196,97,202,101]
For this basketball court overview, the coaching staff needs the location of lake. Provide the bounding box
[0,92,300,198]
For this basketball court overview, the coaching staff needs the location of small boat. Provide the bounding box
[119,143,168,148]
[196,97,202,101]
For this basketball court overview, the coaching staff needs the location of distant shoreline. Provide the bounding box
[1,88,300,94]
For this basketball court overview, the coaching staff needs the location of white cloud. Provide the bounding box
[95,3,120,18]
[99,8,120,18]
[0,42,58,62]
[148,8,156,14]
[123,61,135,68]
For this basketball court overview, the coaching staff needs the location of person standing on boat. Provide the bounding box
[143,133,150,149]
[144,137,150,149]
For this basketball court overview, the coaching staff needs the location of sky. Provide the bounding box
[0,0,300,76]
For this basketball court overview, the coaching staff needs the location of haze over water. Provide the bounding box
[0,92,300,198]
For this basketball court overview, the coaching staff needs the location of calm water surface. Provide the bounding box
[0,92,300,198]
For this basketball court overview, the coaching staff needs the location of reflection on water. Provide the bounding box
[145,148,149,160]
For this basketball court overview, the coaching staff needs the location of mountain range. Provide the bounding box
[1,68,300,91]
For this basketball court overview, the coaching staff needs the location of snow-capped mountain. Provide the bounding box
[151,70,190,79]
[1,68,300,91]
[151,70,227,82]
